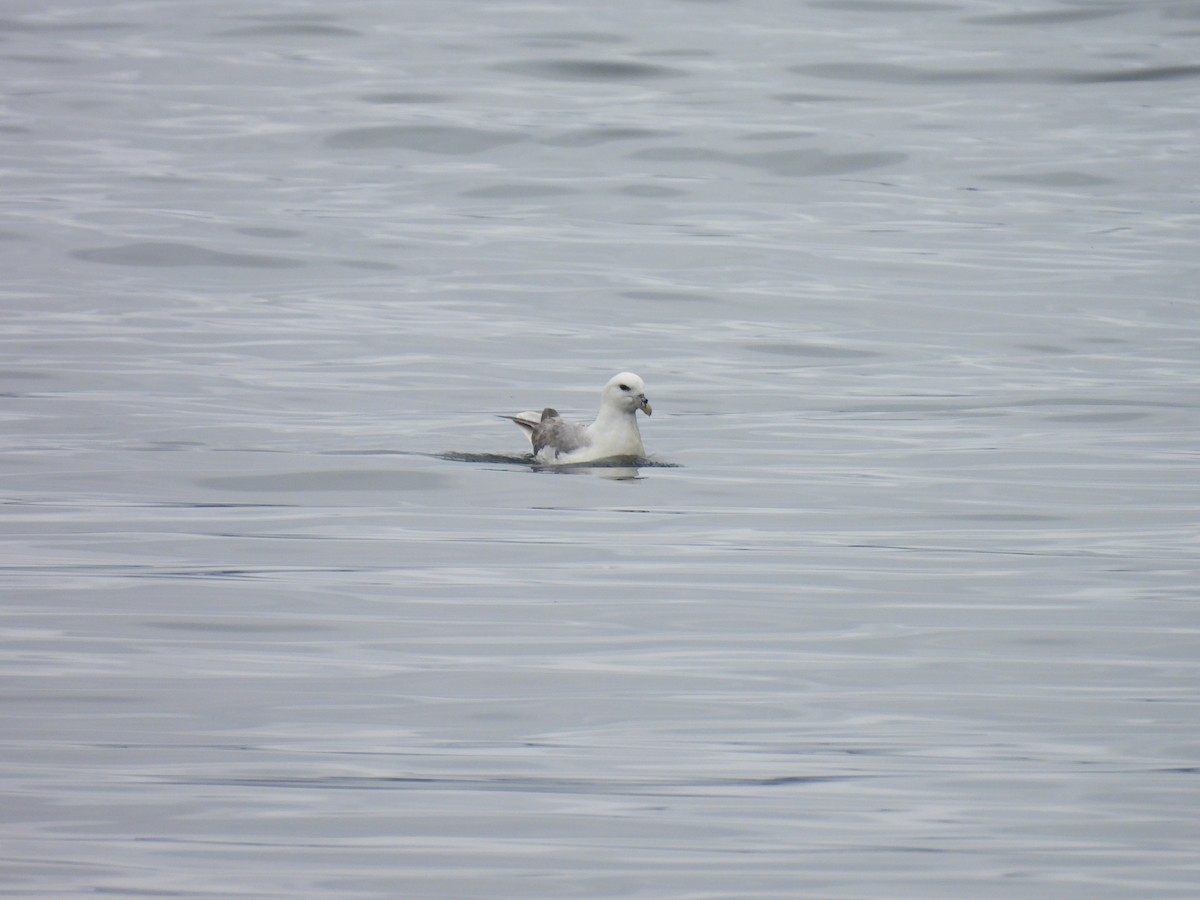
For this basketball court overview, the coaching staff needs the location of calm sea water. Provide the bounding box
[3,0,1198,897]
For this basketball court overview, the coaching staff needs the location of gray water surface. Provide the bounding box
[3,0,1198,897]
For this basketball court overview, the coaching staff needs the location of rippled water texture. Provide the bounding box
[3,0,1198,897]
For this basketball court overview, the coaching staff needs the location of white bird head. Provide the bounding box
[602,372,652,416]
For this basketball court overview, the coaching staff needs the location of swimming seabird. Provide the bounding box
[501,372,652,464]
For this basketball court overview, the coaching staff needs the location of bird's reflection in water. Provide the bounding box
[436,451,674,480]
[540,463,643,481]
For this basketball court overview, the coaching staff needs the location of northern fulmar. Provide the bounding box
[501,372,652,464]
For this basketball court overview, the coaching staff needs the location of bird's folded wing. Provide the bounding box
[532,415,590,457]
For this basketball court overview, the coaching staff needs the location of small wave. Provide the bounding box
[438,451,679,470]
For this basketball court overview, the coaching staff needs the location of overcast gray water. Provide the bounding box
[3,0,1199,897]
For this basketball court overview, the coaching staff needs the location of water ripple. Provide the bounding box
[495,59,688,81]
[72,242,303,268]
[632,145,907,177]
[795,62,1200,85]
[324,124,523,153]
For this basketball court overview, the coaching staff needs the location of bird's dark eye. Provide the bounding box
[618,384,630,391]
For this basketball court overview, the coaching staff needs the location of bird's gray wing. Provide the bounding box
[531,408,590,457]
